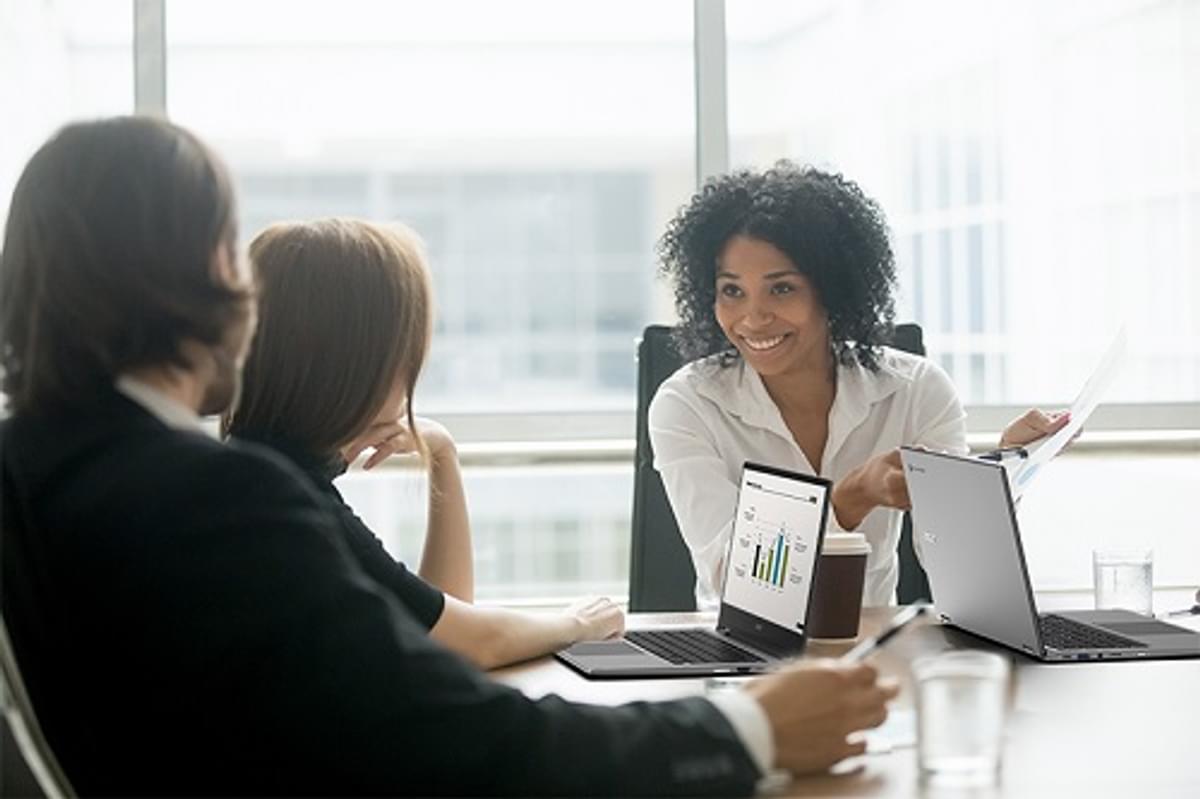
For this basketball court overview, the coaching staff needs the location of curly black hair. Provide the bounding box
[657,161,897,371]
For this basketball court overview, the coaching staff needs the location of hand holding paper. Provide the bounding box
[1005,326,1127,499]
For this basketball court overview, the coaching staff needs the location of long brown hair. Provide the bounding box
[224,219,432,459]
[0,117,246,413]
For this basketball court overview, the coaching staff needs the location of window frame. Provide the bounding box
[132,0,1199,447]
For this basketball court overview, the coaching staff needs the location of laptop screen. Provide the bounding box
[720,462,830,641]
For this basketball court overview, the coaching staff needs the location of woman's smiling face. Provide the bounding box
[713,234,830,377]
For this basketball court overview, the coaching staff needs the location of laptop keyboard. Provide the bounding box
[1039,614,1147,650]
[624,629,765,665]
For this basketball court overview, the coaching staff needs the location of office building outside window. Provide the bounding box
[162,0,692,600]
[727,0,1200,406]
[3,0,1196,600]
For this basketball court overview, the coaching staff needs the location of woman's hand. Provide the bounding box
[565,596,625,642]
[999,409,1071,449]
[853,449,910,510]
[341,416,457,469]
[831,448,908,530]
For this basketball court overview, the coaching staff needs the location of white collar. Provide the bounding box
[115,375,208,434]
[690,348,915,466]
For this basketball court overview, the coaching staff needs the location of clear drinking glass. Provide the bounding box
[913,650,1010,787]
[1092,548,1153,616]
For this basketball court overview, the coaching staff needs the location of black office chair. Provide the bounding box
[1,617,75,798]
[627,323,931,612]
[629,325,698,611]
[887,325,933,605]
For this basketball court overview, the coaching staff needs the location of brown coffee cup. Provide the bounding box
[806,532,872,640]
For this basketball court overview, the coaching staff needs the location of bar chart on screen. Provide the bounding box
[724,467,828,630]
[734,511,810,591]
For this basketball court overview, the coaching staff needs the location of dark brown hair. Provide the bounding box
[0,116,247,413]
[224,219,432,460]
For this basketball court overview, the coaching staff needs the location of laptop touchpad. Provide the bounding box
[1101,620,1192,637]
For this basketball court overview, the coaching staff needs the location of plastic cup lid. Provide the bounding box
[821,531,872,555]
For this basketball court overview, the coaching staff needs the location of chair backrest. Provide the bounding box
[627,322,932,611]
[887,325,934,605]
[629,325,697,611]
[0,616,75,799]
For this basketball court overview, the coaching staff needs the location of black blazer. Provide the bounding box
[1,391,760,797]
[232,432,447,630]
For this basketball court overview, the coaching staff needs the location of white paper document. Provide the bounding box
[1005,326,1127,500]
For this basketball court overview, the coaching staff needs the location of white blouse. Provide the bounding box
[648,347,968,607]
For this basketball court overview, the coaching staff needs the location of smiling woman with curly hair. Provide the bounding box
[650,161,1067,606]
[659,162,897,371]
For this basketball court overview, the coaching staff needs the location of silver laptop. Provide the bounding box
[900,448,1200,661]
[557,462,831,678]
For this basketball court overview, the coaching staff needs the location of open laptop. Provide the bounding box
[557,461,831,678]
[900,447,1200,661]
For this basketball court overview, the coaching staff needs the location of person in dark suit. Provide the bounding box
[0,117,897,797]
[222,218,625,670]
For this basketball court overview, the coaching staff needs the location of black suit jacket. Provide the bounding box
[229,433,446,630]
[1,391,760,796]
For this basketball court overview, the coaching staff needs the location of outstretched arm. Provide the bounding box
[431,595,625,669]
[831,359,967,531]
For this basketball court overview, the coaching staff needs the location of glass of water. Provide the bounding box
[1092,548,1153,616]
[912,650,1010,787]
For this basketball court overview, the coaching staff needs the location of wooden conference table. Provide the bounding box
[492,601,1200,797]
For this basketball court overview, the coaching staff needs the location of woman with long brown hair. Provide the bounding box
[224,218,623,668]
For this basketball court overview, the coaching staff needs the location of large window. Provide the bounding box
[0,0,132,239]
[718,0,1199,599]
[157,0,694,600]
[165,0,693,412]
[4,1,1196,600]
[727,0,1200,406]
[340,464,634,600]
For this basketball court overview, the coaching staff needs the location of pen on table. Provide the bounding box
[838,605,927,664]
